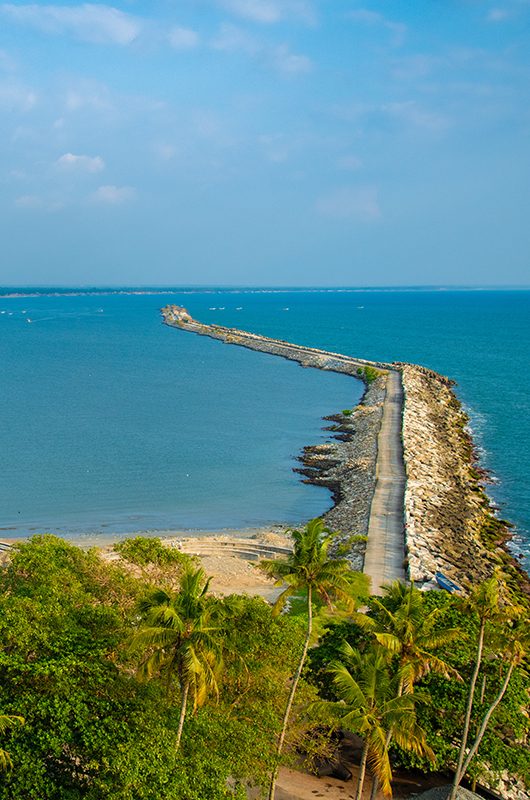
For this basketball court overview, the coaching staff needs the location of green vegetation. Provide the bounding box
[114,536,194,568]
[341,408,353,416]
[259,518,369,800]
[308,581,530,796]
[334,534,368,558]
[0,716,24,772]
[130,567,226,751]
[319,644,434,799]
[0,535,310,798]
[356,365,381,384]
[0,531,528,799]
[449,576,529,799]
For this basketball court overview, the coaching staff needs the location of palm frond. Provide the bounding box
[330,663,367,709]
[367,724,393,796]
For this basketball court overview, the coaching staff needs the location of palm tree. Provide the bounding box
[368,581,463,693]
[363,581,462,799]
[260,517,368,800]
[449,574,515,800]
[325,643,434,800]
[451,611,528,796]
[130,566,224,751]
[0,713,24,771]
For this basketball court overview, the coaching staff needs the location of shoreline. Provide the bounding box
[0,524,292,549]
[162,304,529,595]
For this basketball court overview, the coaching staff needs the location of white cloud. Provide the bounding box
[212,24,311,73]
[316,186,380,222]
[487,8,509,22]
[64,83,112,112]
[14,193,42,209]
[152,142,177,161]
[337,155,363,171]
[0,3,142,45]
[382,101,449,133]
[219,0,315,25]
[331,100,450,136]
[258,134,289,162]
[91,184,135,204]
[212,23,259,55]
[270,44,312,74]
[390,54,439,80]
[14,194,63,211]
[168,26,199,50]
[0,48,15,71]
[0,83,36,111]
[56,152,105,172]
[348,8,406,46]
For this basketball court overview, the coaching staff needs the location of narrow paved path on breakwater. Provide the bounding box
[161,305,406,593]
[363,371,406,594]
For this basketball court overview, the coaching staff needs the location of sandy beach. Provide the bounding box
[94,526,293,601]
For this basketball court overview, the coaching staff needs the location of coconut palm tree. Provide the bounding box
[0,713,24,771]
[325,643,434,800]
[448,574,515,800]
[363,581,462,798]
[260,517,368,800]
[368,581,463,693]
[451,610,528,796]
[130,566,224,751]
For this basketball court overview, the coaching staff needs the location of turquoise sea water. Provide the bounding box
[1,288,529,564]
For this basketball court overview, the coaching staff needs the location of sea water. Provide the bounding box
[1,288,529,565]
[0,291,361,538]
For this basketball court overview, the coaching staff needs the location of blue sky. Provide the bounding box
[0,1,529,286]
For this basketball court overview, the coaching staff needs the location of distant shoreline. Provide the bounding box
[2,285,530,299]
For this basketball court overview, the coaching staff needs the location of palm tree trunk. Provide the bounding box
[268,586,313,800]
[369,771,379,800]
[369,675,403,800]
[449,619,485,800]
[175,680,189,752]
[458,660,515,780]
[355,742,369,800]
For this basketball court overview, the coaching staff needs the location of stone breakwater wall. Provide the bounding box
[401,365,527,592]
[161,305,527,592]
[161,305,392,572]
[296,378,386,571]
[161,306,392,374]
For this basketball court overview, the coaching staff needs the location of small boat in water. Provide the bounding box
[435,571,462,594]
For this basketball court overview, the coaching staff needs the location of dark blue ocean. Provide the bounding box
[1,289,529,563]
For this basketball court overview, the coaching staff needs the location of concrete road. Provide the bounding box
[363,370,406,595]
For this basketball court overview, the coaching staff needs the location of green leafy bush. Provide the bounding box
[114,536,193,568]
[0,536,309,799]
[356,365,381,384]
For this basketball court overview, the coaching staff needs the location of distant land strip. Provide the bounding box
[162,305,529,596]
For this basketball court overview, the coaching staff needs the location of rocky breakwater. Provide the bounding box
[161,305,391,375]
[400,364,529,594]
[295,377,386,571]
[161,305,393,573]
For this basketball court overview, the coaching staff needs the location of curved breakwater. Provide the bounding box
[162,305,529,595]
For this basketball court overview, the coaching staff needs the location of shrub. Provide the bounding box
[114,536,192,568]
[334,534,368,557]
[356,365,380,384]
